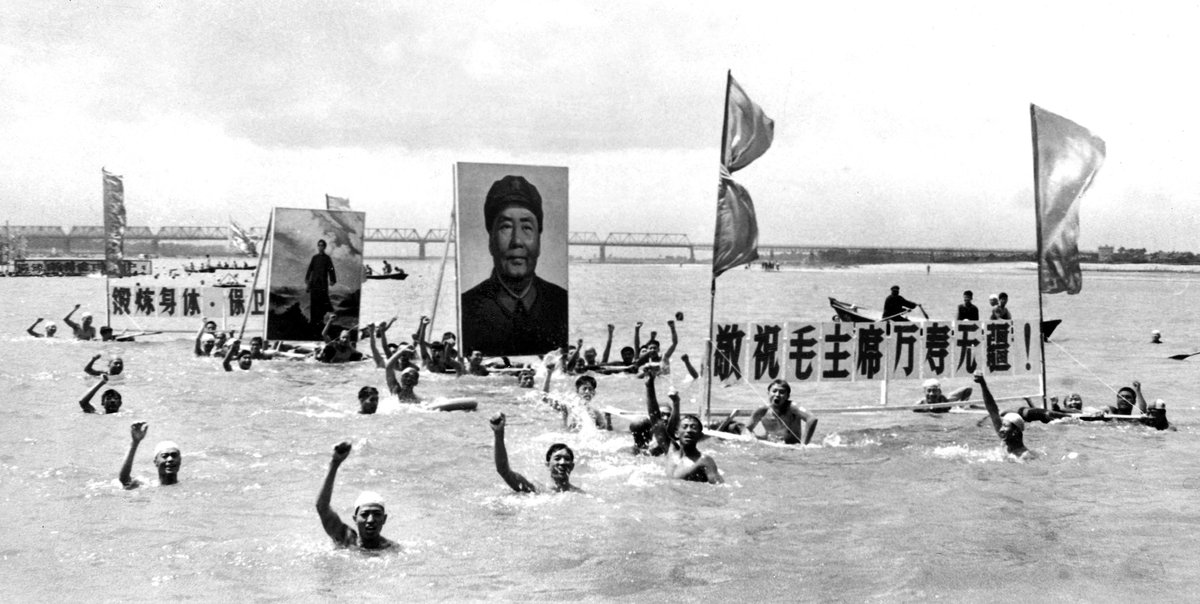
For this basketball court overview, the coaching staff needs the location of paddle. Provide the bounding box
[916,304,930,320]
[1169,351,1200,361]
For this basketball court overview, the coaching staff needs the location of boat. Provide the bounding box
[828,297,1061,341]
[366,269,408,281]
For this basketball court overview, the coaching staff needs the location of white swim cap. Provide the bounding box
[200,333,216,342]
[44,321,56,328]
[922,378,940,389]
[1153,398,1166,410]
[153,440,180,456]
[1152,330,1161,335]
[1001,413,1025,431]
[988,294,999,301]
[81,312,93,319]
[354,491,385,511]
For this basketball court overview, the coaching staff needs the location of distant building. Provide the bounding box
[1098,245,1114,263]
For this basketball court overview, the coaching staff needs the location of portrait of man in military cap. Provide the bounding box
[456,163,569,357]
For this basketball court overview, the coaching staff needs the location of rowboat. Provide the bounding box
[828,297,1061,341]
[366,269,408,281]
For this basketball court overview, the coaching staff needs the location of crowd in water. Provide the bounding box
[36,295,1176,551]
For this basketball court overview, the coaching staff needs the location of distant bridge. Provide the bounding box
[2,225,1066,263]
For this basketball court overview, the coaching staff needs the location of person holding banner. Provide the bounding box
[975,372,1033,460]
[744,380,819,445]
[990,292,1012,321]
[63,305,96,340]
[913,378,973,414]
[956,290,979,321]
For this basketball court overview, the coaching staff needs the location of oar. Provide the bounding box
[1169,351,1200,361]
[916,304,930,320]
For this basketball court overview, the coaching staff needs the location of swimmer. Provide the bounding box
[1108,382,1146,416]
[629,366,677,456]
[395,367,420,403]
[1140,399,1175,431]
[1150,330,1162,344]
[975,372,1033,460]
[119,422,181,488]
[247,336,276,360]
[78,374,121,414]
[316,441,395,550]
[664,390,723,484]
[489,413,579,493]
[319,315,364,364]
[222,339,253,371]
[84,353,124,377]
[195,319,218,356]
[516,368,536,388]
[385,346,420,395]
[63,304,96,340]
[467,350,490,376]
[26,318,56,338]
[357,386,380,414]
[912,378,972,414]
[745,379,819,445]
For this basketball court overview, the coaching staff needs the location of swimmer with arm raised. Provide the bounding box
[315,441,395,550]
[490,413,579,493]
[664,388,723,484]
[118,422,180,489]
[84,353,124,377]
[27,317,56,338]
[78,374,122,414]
[976,371,1032,460]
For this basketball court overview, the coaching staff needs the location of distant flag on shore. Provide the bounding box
[1031,104,1106,295]
[102,169,126,277]
[326,194,351,211]
[229,218,257,257]
[713,73,774,277]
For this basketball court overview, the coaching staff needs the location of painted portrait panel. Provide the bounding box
[267,208,365,341]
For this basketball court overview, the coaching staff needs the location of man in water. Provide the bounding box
[466,350,490,376]
[744,379,819,445]
[629,366,677,456]
[516,368,536,388]
[305,239,337,336]
[882,285,919,321]
[357,386,380,414]
[489,412,579,493]
[385,346,421,395]
[316,441,395,550]
[664,388,723,484]
[1150,330,1162,344]
[63,304,96,340]
[990,292,1012,320]
[461,175,568,356]
[119,422,181,488]
[78,374,122,414]
[956,290,979,321]
[222,340,253,371]
[395,367,420,403]
[26,318,56,338]
[85,354,124,377]
[318,315,363,364]
[1107,383,1145,416]
[975,372,1033,460]
[912,378,972,414]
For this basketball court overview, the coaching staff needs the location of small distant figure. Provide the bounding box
[26,318,57,338]
[1150,330,1162,344]
[883,285,919,321]
[975,372,1033,460]
[926,264,930,275]
[63,305,96,340]
[382,260,392,275]
[316,441,395,550]
[990,292,1012,321]
[85,354,124,377]
[119,422,181,488]
[490,412,579,493]
[956,290,979,321]
[78,375,121,414]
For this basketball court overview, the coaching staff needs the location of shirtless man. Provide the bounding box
[222,339,253,371]
[357,387,380,414]
[912,378,972,414]
[85,354,124,377]
[119,422,181,488]
[78,374,122,414]
[319,315,364,364]
[490,413,579,493]
[975,372,1033,460]
[316,441,395,550]
[629,366,677,456]
[745,379,819,445]
[26,318,57,338]
[1107,383,1145,416]
[466,350,490,376]
[385,346,421,395]
[395,368,420,403]
[664,387,723,484]
[63,305,96,340]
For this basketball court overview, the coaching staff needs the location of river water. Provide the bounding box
[1,260,1197,602]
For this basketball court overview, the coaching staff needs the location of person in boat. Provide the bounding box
[363,264,374,277]
[461,175,568,357]
[912,378,972,413]
[975,372,1034,460]
[1150,330,1162,344]
[305,239,338,337]
[222,339,253,371]
[489,412,580,493]
[316,441,396,550]
[664,388,723,484]
[882,285,919,321]
[956,290,979,321]
[990,292,1012,321]
[85,353,124,378]
[382,260,392,275]
[629,365,677,456]
[78,374,122,414]
[63,305,97,340]
[745,379,819,445]
[357,386,380,414]
[26,318,57,338]
[119,422,181,488]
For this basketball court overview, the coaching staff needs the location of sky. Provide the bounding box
[2,1,1200,251]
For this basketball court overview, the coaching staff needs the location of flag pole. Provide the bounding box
[1029,104,1049,410]
[238,213,273,340]
[705,70,734,421]
[429,204,455,332]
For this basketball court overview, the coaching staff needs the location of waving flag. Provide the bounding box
[326,194,351,211]
[102,169,126,277]
[229,218,258,257]
[1032,105,1106,295]
[713,73,773,277]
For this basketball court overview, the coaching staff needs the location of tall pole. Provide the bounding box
[1030,104,1049,410]
[239,213,273,340]
[429,205,455,331]
[704,70,734,420]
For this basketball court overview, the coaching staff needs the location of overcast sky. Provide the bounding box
[3,1,1199,251]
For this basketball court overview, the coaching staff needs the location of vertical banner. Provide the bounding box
[712,321,748,383]
[266,208,365,341]
[1032,105,1106,295]
[102,169,126,277]
[784,322,820,384]
[455,162,569,356]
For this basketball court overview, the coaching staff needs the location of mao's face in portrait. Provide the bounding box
[489,205,540,281]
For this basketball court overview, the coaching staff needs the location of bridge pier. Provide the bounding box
[688,246,694,262]
[599,244,606,263]
[418,242,426,259]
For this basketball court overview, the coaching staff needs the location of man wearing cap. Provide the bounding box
[305,239,338,337]
[316,441,395,550]
[1150,330,1162,344]
[63,304,96,340]
[975,372,1033,459]
[26,317,57,338]
[912,378,972,413]
[119,422,181,488]
[882,286,919,321]
[461,175,568,356]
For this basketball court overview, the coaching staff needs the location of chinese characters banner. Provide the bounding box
[110,285,264,320]
[714,320,1040,383]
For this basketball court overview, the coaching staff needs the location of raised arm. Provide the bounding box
[1132,381,1148,414]
[316,441,354,543]
[664,386,681,443]
[321,314,336,343]
[489,414,537,493]
[679,353,700,379]
[194,319,207,356]
[415,317,432,363]
[119,422,148,488]
[601,324,614,364]
[78,374,108,413]
[368,324,384,368]
[633,321,642,356]
[84,353,104,376]
[663,320,679,363]
[27,318,44,338]
[975,372,1002,436]
[63,304,81,330]
[643,372,662,424]
[222,339,241,372]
